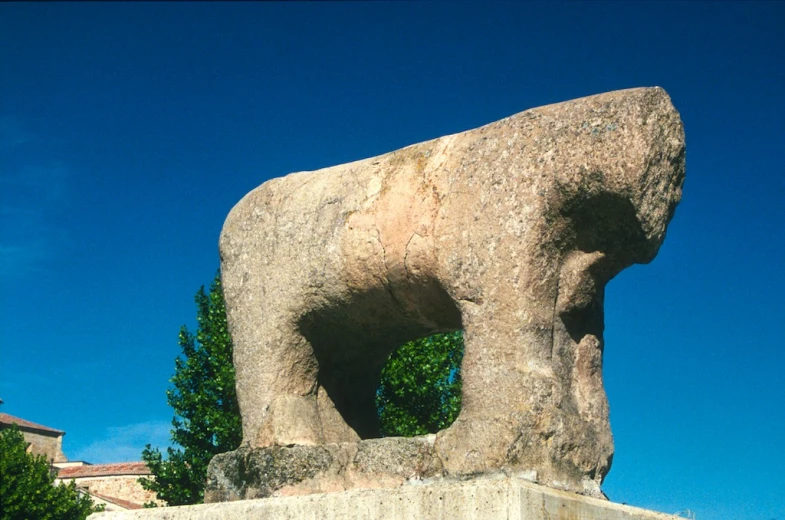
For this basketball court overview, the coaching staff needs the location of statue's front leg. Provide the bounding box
[434,293,611,497]
[435,302,560,473]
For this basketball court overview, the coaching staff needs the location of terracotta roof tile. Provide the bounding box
[57,461,151,478]
[0,413,65,435]
[84,489,145,510]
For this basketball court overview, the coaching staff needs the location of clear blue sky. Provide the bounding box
[1,2,782,518]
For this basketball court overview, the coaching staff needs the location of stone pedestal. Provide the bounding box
[89,475,677,519]
[204,437,447,503]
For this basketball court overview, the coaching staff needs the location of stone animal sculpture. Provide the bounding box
[214,87,685,499]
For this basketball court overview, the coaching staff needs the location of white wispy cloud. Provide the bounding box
[0,115,31,150]
[70,421,173,464]
[1,162,69,201]
[0,243,49,278]
[0,117,71,280]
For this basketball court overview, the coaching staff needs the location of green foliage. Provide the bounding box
[140,272,241,506]
[0,425,100,520]
[376,331,464,437]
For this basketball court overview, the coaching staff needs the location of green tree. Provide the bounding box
[140,273,241,506]
[376,331,464,437]
[0,425,100,520]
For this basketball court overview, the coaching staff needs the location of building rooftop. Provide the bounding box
[57,461,151,479]
[86,490,145,510]
[0,412,65,435]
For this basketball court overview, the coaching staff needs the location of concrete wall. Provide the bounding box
[90,476,678,520]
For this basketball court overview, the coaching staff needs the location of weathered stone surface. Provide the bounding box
[205,436,443,502]
[91,475,680,519]
[216,87,685,498]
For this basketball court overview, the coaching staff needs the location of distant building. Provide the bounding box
[0,412,67,463]
[55,461,161,511]
[0,412,161,510]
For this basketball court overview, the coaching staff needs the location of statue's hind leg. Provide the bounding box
[222,280,358,448]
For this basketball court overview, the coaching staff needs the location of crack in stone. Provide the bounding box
[373,222,406,312]
[550,259,561,363]
[402,231,424,281]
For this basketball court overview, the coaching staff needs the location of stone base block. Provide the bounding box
[89,475,677,519]
[204,436,446,503]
